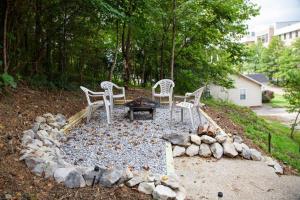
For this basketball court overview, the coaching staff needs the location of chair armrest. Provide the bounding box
[87,91,104,97]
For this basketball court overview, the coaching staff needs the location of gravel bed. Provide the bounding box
[61,105,207,175]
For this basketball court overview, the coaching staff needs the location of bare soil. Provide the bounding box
[0,84,151,200]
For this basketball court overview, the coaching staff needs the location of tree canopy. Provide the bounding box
[1,0,258,92]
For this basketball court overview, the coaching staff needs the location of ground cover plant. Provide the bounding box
[204,99,300,173]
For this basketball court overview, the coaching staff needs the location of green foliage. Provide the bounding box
[0,73,17,90]
[4,0,258,92]
[204,99,300,172]
[268,94,290,108]
[284,69,300,113]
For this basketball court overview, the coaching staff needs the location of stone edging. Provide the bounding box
[19,110,186,200]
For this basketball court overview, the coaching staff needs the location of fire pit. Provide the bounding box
[124,97,159,121]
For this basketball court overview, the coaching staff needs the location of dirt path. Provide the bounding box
[175,157,300,200]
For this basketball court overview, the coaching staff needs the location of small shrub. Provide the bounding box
[262,90,274,103]
[0,73,17,91]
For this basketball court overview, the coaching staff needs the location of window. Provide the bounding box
[289,32,292,39]
[284,33,286,40]
[240,89,246,100]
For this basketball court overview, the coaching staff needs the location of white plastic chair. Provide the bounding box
[80,86,111,124]
[171,87,205,130]
[152,79,175,109]
[100,81,126,112]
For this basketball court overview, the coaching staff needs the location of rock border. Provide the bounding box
[163,108,284,176]
[20,110,185,199]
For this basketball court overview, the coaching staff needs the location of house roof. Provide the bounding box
[246,73,269,83]
[238,74,263,86]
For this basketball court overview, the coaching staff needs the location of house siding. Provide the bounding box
[209,75,262,107]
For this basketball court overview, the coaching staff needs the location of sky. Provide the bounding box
[247,0,300,31]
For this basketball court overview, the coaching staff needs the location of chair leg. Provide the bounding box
[181,108,184,122]
[189,108,195,130]
[86,106,91,123]
[110,97,114,113]
[105,104,111,124]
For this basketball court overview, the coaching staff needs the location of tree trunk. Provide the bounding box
[160,34,165,80]
[121,22,131,88]
[170,0,176,80]
[290,109,300,139]
[33,0,42,74]
[109,20,119,81]
[3,0,9,73]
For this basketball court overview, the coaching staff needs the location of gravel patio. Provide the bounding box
[61,105,207,175]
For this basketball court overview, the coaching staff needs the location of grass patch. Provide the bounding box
[204,99,300,172]
[268,94,290,108]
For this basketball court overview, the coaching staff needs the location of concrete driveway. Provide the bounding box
[252,104,299,129]
[175,157,300,200]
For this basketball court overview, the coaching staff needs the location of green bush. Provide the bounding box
[0,73,17,91]
[262,90,274,103]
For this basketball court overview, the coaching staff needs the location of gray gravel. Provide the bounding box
[62,105,206,175]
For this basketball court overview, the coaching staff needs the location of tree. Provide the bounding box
[284,69,300,139]
[260,36,284,83]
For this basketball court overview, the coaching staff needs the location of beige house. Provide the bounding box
[208,74,262,107]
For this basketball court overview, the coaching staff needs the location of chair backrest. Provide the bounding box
[192,87,205,107]
[155,79,175,95]
[80,86,92,105]
[100,81,116,95]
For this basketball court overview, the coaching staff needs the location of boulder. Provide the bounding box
[200,135,216,144]
[222,140,238,158]
[190,134,201,145]
[199,143,212,157]
[160,174,180,190]
[172,146,186,157]
[274,163,283,175]
[54,167,76,183]
[264,156,276,167]
[185,144,199,157]
[32,122,40,133]
[138,182,155,195]
[215,130,227,143]
[99,168,123,187]
[233,135,243,144]
[119,167,134,183]
[233,142,243,153]
[162,133,190,146]
[35,116,46,123]
[23,129,35,139]
[152,185,176,200]
[83,167,105,186]
[64,171,86,188]
[126,176,145,187]
[210,143,223,159]
[241,148,251,160]
[250,149,262,161]
[39,123,52,131]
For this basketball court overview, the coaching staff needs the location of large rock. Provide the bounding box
[99,168,123,187]
[64,171,86,188]
[163,133,190,146]
[199,143,212,157]
[39,123,52,131]
[241,148,251,160]
[185,144,199,157]
[200,135,216,144]
[83,167,105,186]
[250,149,262,161]
[233,142,243,153]
[190,134,201,145]
[233,135,243,144]
[54,167,76,183]
[173,146,186,157]
[222,140,238,158]
[274,163,283,175]
[23,129,35,139]
[161,174,180,190]
[215,130,227,143]
[210,143,223,159]
[138,182,155,195]
[35,116,46,123]
[126,176,145,187]
[152,185,176,200]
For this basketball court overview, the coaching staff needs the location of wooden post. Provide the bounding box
[268,132,272,153]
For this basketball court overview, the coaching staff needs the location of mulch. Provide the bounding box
[0,84,151,200]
